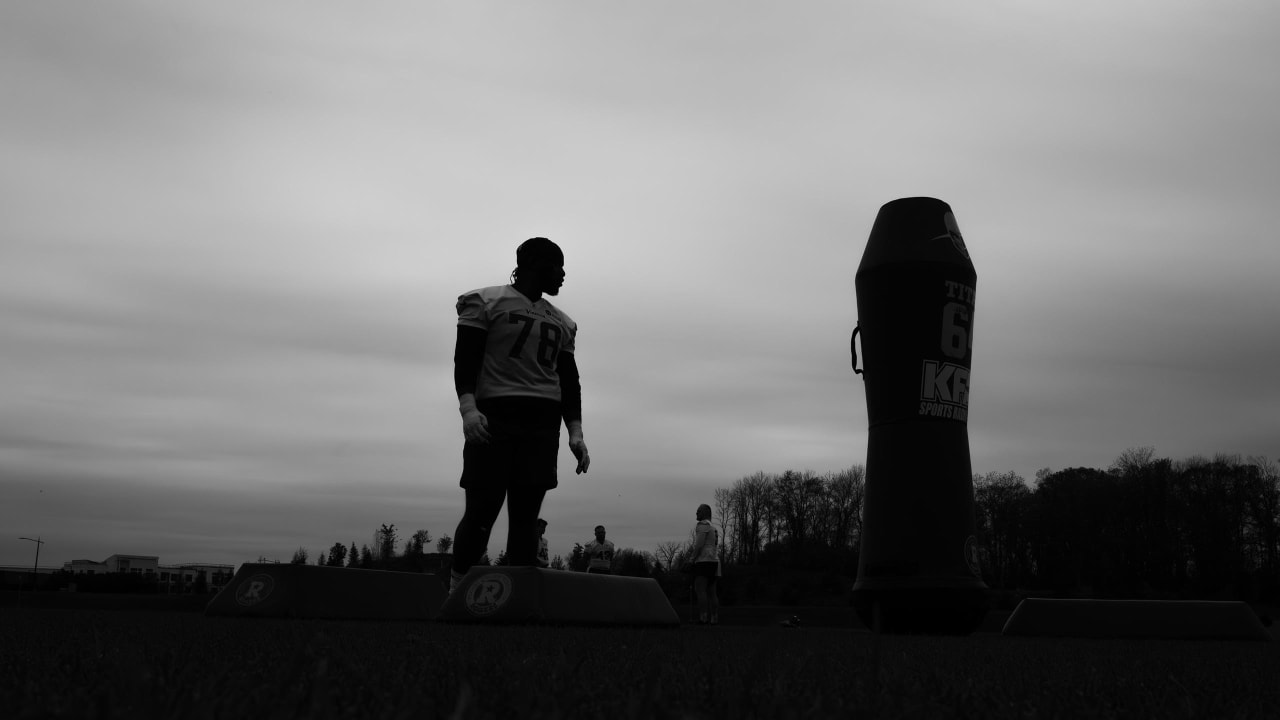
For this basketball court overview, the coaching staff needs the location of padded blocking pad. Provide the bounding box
[1001,598,1271,641]
[438,566,680,626]
[205,563,446,620]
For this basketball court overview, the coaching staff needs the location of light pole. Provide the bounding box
[19,536,43,596]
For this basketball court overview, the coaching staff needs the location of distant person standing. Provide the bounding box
[536,518,550,568]
[448,237,590,594]
[584,525,615,574]
[691,503,720,624]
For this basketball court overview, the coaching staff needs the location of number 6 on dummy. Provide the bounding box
[851,197,990,634]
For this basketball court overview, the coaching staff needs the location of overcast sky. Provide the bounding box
[3,1,1278,569]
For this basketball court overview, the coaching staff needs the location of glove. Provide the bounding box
[459,393,491,444]
[567,420,589,474]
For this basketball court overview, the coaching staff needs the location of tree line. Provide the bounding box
[291,524,455,572]
[711,467,866,572]
[703,448,1279,601]
[975,449,1279,600]
[286,447,1278,603]
[294,523,663,577]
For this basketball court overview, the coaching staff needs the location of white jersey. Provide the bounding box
[457,285,577,402]
[693,520,719,563]
[584,539,615,571]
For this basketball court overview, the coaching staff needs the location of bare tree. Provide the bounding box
[713,486,735,562]
[771,470,826,559]
[373,524,398,562]
[973,470,1032,588]
[1248,455,1279,482]
[654,540,684,572]
[1111,446,1156,476]
[730,471,772,564]
[826,465,866,551]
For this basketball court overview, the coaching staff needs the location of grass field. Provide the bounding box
[2,604,1279,719]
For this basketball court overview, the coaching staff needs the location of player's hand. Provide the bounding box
[459,393,491,444]
[570,437,589,474]
[463,410,491,444]
[567,421,589,473]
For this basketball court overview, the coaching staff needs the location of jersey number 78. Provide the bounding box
[507,313,562,368]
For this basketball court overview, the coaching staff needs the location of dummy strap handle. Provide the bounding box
[850,323,863,376]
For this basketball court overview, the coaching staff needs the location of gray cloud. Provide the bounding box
[3,1,1278,567]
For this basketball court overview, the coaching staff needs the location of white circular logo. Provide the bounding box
[464,573,513,617]
[234,573,276,607]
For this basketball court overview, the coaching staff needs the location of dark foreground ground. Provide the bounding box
[2,602,1278,719]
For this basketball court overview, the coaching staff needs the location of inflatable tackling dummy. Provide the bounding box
[205,563,447,620]
[438,566,680,626]
[851,197,990,634]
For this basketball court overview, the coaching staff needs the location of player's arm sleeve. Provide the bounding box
[454,290,490,397]
[454,326,488,397]
[557,350,582,425]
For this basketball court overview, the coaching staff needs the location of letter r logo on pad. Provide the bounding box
[464,573,513,617]
[234,573,276,607]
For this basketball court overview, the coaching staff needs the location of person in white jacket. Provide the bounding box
[690,503,721,624]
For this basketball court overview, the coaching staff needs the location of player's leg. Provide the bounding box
[707,574,720,624]
[693,575,708,623]
[451,484,506,590]
[503,396,558,567]
[451,402,515,592]
[504,485,547,566]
